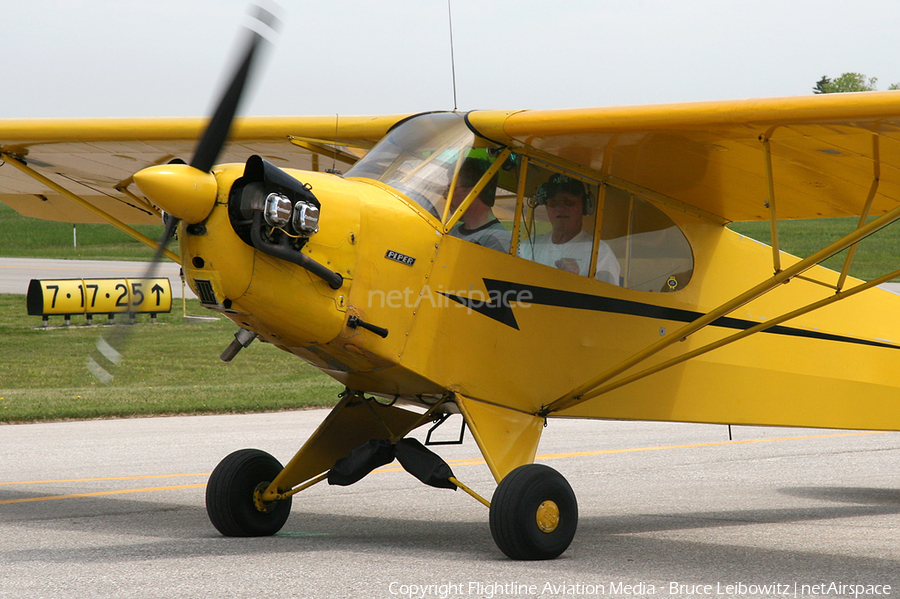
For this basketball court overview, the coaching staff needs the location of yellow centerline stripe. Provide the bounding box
[0,484,205,505]
[0,431,884,505]
[533,431,883,460]
[0,473,210,486]
[0,265,178,272]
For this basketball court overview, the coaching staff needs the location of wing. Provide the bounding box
[0,115,406,224]
[9,91,900,227]
[470,91,900,223]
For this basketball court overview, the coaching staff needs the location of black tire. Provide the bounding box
[489,463,577,560]
[206,448,291,537]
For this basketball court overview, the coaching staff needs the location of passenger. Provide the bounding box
[519,174,620,284]
[447,158,511,252]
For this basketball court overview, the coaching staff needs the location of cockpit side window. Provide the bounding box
[516,164,617,282]
[513,161,693,291]
[601,187,694,292]
[444,153,518,253]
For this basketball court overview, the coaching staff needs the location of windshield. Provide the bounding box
[345,112,501,221]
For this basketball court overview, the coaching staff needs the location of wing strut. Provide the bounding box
[0,152,179,263]
[541,201,900,417]
[836,134,881,292]
[287,137,365,168]
[761,137,782,273]
[762,132,883,292]
[553,263,900,408]
[115,184,163,218]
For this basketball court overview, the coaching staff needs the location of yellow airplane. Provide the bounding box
[4,10,900,560]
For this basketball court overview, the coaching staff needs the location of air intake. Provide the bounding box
[194,279,218,306]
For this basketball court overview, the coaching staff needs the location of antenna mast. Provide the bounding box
[447,0,458,111]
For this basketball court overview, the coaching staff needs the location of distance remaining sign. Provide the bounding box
[27,278,172,319]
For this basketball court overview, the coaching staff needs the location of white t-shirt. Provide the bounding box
[519,230,621,284]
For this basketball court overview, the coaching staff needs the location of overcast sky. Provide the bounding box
[3,0,900,119]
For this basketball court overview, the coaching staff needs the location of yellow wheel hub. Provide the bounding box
[253,482,277,513]
[535,500,560,533]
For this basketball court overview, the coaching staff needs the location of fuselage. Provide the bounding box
[175,112,900,431]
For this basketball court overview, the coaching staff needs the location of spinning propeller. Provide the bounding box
[88,4,281,384]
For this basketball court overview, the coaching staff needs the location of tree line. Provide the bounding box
[813,73,900,93]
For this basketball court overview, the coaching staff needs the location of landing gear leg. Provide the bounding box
[206,449,292,537]
[489,464,577,560]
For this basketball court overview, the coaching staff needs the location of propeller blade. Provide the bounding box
[190,5,280,173]
[86,220,176,384]
[88,3,281,384]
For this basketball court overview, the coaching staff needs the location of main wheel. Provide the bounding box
[489,463,577,560]
[206,448,292,537]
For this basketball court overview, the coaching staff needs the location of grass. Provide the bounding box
[728,217,900,282]
[0,203,174,260]
[0,204,342,422]
[0,294,343,423]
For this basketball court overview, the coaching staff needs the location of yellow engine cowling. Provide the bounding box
[174,155,448,395]
[180,159,359,349]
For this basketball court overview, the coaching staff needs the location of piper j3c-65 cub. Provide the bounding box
[4,8,900,560]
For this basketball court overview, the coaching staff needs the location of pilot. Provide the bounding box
[519,173,620,284]
[447,158,511,252]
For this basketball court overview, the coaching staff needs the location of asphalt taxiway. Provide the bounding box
[1,412,898,599]
[0,257,195,298]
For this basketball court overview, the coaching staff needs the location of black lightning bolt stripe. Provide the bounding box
[439,289,519,330]
[443,279,899,351]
